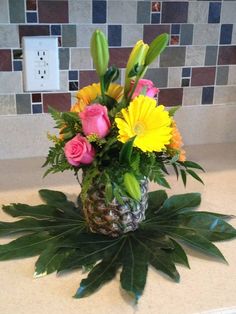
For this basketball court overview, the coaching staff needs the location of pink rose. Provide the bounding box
[79,104,111,138]
[131,79,159,99]
[64,134,95,167]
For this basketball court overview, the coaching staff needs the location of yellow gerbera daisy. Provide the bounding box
[115,95,172,152]
[71,83,124,113]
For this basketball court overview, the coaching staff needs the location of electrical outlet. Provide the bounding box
[23,36,60,92]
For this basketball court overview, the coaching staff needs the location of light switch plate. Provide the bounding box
[22,36,60,92]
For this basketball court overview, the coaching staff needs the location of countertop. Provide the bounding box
[0,143,236,314]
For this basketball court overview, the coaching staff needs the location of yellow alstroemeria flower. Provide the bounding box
[168,119,186,162]
[115,95,172,152]
[71,83,124,113]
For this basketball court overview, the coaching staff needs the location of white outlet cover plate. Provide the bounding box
[22,36,60,92]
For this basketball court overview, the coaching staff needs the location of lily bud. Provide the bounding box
[145,33,169,66]
[125,40,149,93]
[90,30,109,77]
[124,172,141,202]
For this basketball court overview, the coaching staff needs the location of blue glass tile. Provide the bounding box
[208,2,221,24]
[69,81,78,91]
[13,60,22,71]
[26,12,37,23]
[182,68,191,77]
[202,87,214,104]
[171,24,180,35]
[51,25,61,35]
[108,25,121,47]
[220,24,233,45]
[32,104,42,114]
[151,13,160,24]
[69,70,78,81]
[92,1,106,24]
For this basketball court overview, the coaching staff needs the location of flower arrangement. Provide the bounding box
[0,30,235,302]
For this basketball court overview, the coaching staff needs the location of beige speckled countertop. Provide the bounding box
[0,143,236,314]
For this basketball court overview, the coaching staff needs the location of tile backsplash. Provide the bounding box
[0,0,236,116]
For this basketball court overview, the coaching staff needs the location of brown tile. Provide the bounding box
[26,0,37,11]
[43,93,71,112]
[218,46,236,65]
[152,2,161,13]
[32,93,41,103]
[162,2,188,23]
[0,50,12,71]
[144,25,170,44]
[38,0,69,23]
[109,48,132,68]
[79,71,99,88]
[19,25,50,45]
[191,67,216,86]
[158,88,183,107]
[170,35,179,46]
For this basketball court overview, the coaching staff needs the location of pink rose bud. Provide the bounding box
[79,104,111,138]
[64,134,95,167]
[131,79,159,99]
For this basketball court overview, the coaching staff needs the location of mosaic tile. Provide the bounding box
[144,25,170,44]
[19,25,50,45]
[77,25,106,47]
[122,25,143,46]
[152,2,161,13]
[109,48,132,68]
[9,0,25,23]
[218,46,236,65]
[193,24,220,45]
[151,14,160,24]
[181,79,190,87]
[161,2,188,24]
[69,0,92,24]
[228,66,236,85]
[171,24,180,35]
[185,46,205,67]
[137,1,151,24]
[13,50,23,60]
[16,94,31,114]
[208,2,221,24]
[69,81,78,91]
[183,87,201,106]
[216,66,229,85]
[13,61,22,71]
[0,0,9,23]
[180,24,193,46]
[108,1,137,24]
[60,70,68,91]
[26,0,37,11]
[69,71,78,81]
[0,72,22,93]
[108,25,122,47]
[188,2,208,24]
[0,25,19,48]
[38,0,69,23]
[43,93,71,112]
[202,87,214,105]
[205,46,218,66]
[0,50,12,71]
[168,67,182,88]
[145,68,168,88]
[71,48,92,70]
[79,70,99,88]
[51,25,61,36]
[191,67,216,86]
[182,68,191,78]
[160,47,186,67]
[170,36,179,46]
[93,1,107,24]
[59,48,69,70]
[220,24,233,45]
[62,25,77,47]
[27,12,37,23]
[221,2,236,24]
[158,88,183,107]
[32,104,42,114]
[32,93,41,103]
[0,95,16,115]
[214,86,236,104]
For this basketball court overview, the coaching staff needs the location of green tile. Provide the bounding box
[137,1,150,24]
[216,66,229,86]
[59,48,69,70]
[0,0,9,23]
[16,94,31,114]
[62,25,77,47]
[9,0,25,23]
[145,68,168,88]
[160,47,186,67]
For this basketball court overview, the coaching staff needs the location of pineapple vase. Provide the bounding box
[83,179,149,237]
